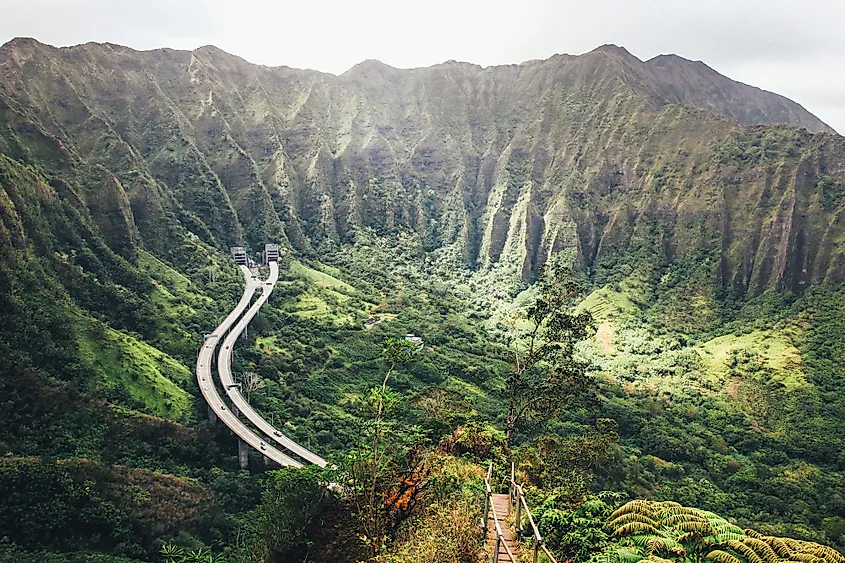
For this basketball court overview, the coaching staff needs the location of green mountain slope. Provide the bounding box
[1,38,845,561]
[1,39,843,293]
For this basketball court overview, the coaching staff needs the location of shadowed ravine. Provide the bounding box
[1,38,844,296]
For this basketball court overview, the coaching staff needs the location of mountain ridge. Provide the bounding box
[1,37,834,133]
[0,37,843,298]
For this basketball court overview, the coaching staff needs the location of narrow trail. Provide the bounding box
[487,493,520,562]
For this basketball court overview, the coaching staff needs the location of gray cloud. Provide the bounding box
[0,0,842,132]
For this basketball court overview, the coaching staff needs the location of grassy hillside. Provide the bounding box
[1,38,844,563]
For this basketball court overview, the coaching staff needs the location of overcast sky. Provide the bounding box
[2,0,843,133]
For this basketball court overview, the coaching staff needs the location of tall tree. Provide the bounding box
[504,260,595,448]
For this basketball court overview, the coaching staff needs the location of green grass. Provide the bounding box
[136,250,194,296]
[696,327,806,390]
[255,335,292,357]
[578,276,646,323]
[292,294,331,318]
[74,314,193,422]
[279,260,369,325]
[289,260,355,292]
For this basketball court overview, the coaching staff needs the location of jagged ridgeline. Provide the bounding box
[3,36,845,563]
[604,500,845,563]
[1,38,844,293]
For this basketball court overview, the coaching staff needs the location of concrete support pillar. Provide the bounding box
[207,405,217,424]
[238,439,249,469]
[226,402,248,469]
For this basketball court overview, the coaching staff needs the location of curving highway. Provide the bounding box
[196,262,303,468]
[218,262,328,467]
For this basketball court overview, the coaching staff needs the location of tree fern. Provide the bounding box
[601,499,843,563]
[646,537,674,554]
[706,550,744,563]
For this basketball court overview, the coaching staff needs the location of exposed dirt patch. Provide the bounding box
[596,322,615,353]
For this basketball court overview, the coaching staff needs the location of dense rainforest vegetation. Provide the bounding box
[1,37,845,563]
[3,223,845,562]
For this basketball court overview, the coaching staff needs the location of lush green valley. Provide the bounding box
[1,37,845,563]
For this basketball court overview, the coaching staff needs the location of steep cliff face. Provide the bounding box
[1,38,844,294]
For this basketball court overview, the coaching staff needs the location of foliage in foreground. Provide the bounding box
[372,455,485,563]
[599,500,845,563]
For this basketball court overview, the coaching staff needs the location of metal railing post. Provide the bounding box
[510,460,515,504]
[515,488,522,535]
[482,491,489,538]
[494,537,501,563]
[533,542,539,563]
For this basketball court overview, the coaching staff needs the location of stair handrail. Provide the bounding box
[509,461,559,563]
[483,461,517,563]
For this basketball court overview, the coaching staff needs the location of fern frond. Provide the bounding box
[629,535,660,549]
[642,537,685,557]
[646,537,670,554]
[610,513,661,530]
[802,545,845,563]
[745,530,765,540]
[724,540,764,563]
[605,547,649,563]
[741,537,780,563]
[662,506,707,517]
[656,502,683,517]
[765,537,796,559]
[664,513,709,527]
[613,522,661,538]
[611,501,659,522]
[714,524,746,536]
[706,550,743,563]
[677,531,704,544]
[718,534,748,543]
[676,521,715,535]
